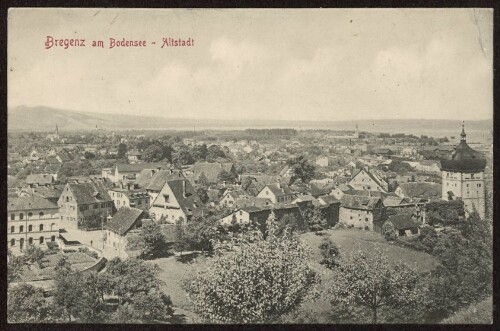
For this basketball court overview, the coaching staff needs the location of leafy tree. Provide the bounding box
[117,143,128,159]
[83,151,96,159]
[183,219,320,323]
[172,145,195,166]
[217,169,237,183]
[196,186,209,204]
[138,223,172,259]
[425,211,492,320]
[382,221,397,241]
[327,247,427,323]
[287,155,316,183]
[7,250,26,284]
[304,206,328,232]
[197,172,209,187]
[24,244,45,263]
[7,284,48,323]
[319,237,341,269]
[143,144,165,162]
[277,213,307,235]
[206,145,226,162]
[192,144,208,161]
[53,262,84,322]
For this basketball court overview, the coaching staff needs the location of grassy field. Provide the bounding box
[149,229,440,323]
[441,296,492,324]
[300,229,440,273]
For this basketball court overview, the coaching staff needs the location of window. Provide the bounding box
[365,218,369,222]
[164,194,170,203]
[19,238,24,249]
[28,225,33,232]
[478,184,482,187]
[28,237,33,245]
[28,212,33,218]
[51,235,56,242]
[10,213,15,221]
[101,203,105,208]
[39,211,44,217]
[94,204,99,209]
[11,226,15,233]
[19,213,24,220]
[66,197,69,202]
[20,226,24,233]
[10,239,15,246]
[40,237,44,244]
[471,173,475,179]
[239,211,243,215]
[40,224,44,231]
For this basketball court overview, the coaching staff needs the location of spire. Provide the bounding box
[460,121,466,142]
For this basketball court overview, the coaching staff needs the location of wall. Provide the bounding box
[339,207,374,230]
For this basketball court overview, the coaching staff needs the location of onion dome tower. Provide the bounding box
[440,123,486,218]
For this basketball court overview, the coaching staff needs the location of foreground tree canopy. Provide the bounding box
[183,218,320,323]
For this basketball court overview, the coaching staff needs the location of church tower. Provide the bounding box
[440,123,486,219]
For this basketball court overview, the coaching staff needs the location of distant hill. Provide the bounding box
[8,106,493,139]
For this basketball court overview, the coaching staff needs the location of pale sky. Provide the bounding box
[8,8,493,121]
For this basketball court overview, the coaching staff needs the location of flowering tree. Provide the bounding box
[327,247,427,323]
[183,215,320,323]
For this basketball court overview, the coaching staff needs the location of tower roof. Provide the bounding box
[440,124,486,173]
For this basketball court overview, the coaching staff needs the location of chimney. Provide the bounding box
[182,180,186,198]
[277,178,281,189]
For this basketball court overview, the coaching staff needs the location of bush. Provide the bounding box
[78,247,99,259]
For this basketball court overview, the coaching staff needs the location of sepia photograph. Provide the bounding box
[6,7,494,325]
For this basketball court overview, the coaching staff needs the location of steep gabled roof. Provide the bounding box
[340,194,382,211]
[136,169,184,191]
[106,207,144,236]
[116,162,171,173]
[8,196,58,211]
[234,197,272,208]
[26,174,54,185]
[398,182,442,200]
[318,195,340,206]
[67,181,112,204]
[191,162,235,183]
[166,179,205,217]
[386,212,420,230]
[264,183,295,198]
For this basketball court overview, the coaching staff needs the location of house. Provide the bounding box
[189,162,237,184]
[233,197,272,209]
[58,181,114,229]
[219,189,249,208]
[108,184,150,212]
[21,184,64,204]
[339,195,384,230]
[44,164,62,180]
[219,204,302,227]
[105,207,145,254]
[382,212,421,237]
[8,196,60,252]
[279,164,294,177]
[26,174,54,187]
[56,150,72,163]
[257,181,296,204]
[127,150,143,162]
[395,182,442,201]
[111,162,171,183]
[348,168,389,193]
[317,195,341,227]
[149,179,205,223]
[315,157,329,167]
[135,169,184,205]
